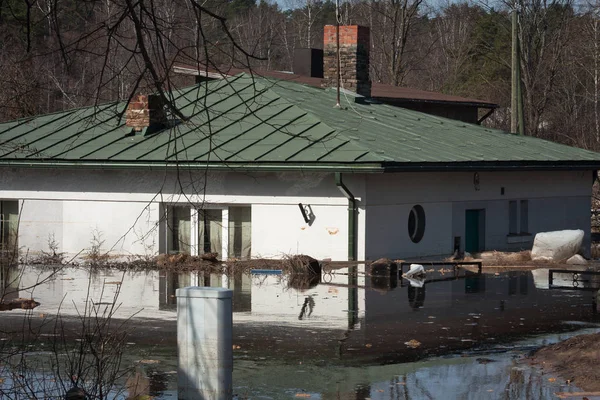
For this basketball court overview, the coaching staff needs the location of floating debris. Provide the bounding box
[405,339,421,348]
[0,298,40,312]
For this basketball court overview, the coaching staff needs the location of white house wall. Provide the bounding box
[366,202,453,259]
[0,168,365,261]
[252,204,349,260]
[18,199,64,255]
[365,170,593,259]
[2,167,593,261]
[17,199,160,256]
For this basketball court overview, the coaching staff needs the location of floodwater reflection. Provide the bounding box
[2,265,600,399]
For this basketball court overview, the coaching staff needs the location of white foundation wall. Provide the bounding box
[0,168,365,260]
[365,170,593,259]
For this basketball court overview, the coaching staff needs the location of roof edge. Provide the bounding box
[382,161,600,171]
[0,159,599,173]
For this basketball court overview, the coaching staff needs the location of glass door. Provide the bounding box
[198,209,223,257]
[228,206,251,260]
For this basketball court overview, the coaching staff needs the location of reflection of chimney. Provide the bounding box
[293,48,324,78]
[323,25,371,98]
[126,94,167,132]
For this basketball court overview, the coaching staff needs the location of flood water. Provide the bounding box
[1,264,600,399]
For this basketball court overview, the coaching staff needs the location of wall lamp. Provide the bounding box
[298,203,316,226]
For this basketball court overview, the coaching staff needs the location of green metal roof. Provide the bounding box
[1,73,600,172]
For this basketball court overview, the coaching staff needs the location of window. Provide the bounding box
[508,200,529,235]
[167,206,192,254]
[166,205,251,260]
[0,200,19,251]
[520,200,529,233]
[408,205,426,243]
[198,209,223,256]
[509,201,518,234]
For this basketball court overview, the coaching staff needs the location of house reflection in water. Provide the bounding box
[159,271,252,312]
[158,268,365,330]
[7,264,600,360]
[357,268,600,365]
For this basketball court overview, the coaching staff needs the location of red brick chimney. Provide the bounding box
[323,25,371,98]
[126,94,167,132]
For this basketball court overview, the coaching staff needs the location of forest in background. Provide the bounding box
[0,0,599,151]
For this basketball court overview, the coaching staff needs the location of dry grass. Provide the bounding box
[22,250,326,277]
[478,250,532,265]
[452,250,551,266]
[95,253,323,276]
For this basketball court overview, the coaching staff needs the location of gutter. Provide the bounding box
[335,172,358,261]
[0,160,385,173]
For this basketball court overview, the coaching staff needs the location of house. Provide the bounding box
[1,25,599,262]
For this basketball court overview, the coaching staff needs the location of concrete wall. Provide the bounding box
[0,168,365,260]
[364,170,593,259]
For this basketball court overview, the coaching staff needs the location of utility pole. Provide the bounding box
[517,47,525,136]
[511,0,525,135]
[511,1,519,134]
[335,0,341,108]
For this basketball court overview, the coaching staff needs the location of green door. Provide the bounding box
[465,209,484,253]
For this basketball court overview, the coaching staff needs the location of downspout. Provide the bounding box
[335,172,358,261]
[335,172,359,331]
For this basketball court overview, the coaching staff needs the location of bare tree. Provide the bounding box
[364,0,425,85]
[517,0,574,137]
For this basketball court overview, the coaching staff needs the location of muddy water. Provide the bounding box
[1,265,600,399]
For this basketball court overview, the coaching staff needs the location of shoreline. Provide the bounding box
[530,332,600,392]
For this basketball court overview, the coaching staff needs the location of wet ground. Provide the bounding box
[1,264,600,399]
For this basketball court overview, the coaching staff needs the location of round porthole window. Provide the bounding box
[408,205,426,243]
